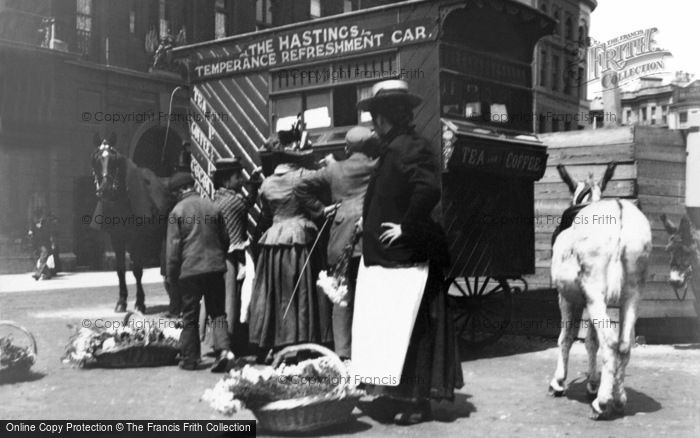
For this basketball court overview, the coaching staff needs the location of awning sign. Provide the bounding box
[449,138,548,179]
[190,18,436,81]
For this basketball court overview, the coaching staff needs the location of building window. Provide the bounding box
[578,67,585,99]
[344,0,353,13]
[641,107,647,122]
[552,118,560,132]
[215,0,227,40]
[310,0,321,19]
[564,120,572,131]
[662,105,668,124]
[565,16,573,40]
[551,55,559,91]
[650,106,656,124]
[256,0,272,29]
[539,49,547,87]
[626,109,632,124]
[158,0,170,38]
[553,8,560,36]
[680,111,688,123]
[76,0,93,55]
[579,24,587,46]
[128,1,136,34]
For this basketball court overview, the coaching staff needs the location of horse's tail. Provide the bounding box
[605,201,625,304]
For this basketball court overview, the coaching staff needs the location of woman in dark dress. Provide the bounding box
[248,149,333,359]
[353,80,464,425]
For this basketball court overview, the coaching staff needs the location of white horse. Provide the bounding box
[549,163,652,420]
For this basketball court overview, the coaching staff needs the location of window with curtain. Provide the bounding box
[76,0,93,55]
[310,0,321,19]
[256,0,272,29]
[215,0,227,40]
[158,0,169,37]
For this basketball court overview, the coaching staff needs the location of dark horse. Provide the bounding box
[90,136,171,313]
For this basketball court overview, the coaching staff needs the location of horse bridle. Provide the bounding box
[92,142,121,197]
[671,266,692,301]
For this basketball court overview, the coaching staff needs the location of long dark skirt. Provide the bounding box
[369,263,464,401]
[249,244,333,349]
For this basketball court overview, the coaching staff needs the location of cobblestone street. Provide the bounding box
[1,270,698,437]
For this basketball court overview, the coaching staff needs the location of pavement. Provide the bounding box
[0,270,699,437]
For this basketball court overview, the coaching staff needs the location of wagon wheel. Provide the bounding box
[447,277,513,351]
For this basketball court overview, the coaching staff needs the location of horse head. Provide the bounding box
[557,162,617,206]
[91,137,125,201]
[660,214,699,292]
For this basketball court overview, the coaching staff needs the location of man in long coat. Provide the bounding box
[294,127,378,359]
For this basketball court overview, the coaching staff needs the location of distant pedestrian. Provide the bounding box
[29,206,58,280]
[295,126,378,359]
[165,172,232,372]
[212,158,263,356]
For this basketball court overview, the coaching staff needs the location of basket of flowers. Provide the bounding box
[0,321,37,381]
[202,343,363,433]
[62,313,181,368]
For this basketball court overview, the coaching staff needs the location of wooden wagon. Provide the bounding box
[173,0,555,349]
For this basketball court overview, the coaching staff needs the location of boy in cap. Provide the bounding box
[294,126,378,360]
[165,172,232,371]
[211,158,263,356]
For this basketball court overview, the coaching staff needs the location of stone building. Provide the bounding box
[516,0,596,133]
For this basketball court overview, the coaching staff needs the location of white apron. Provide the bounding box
[350,257,429,386]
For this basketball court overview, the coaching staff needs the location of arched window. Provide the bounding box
[565,16,573,40]
[579,24,588,46]
[553,8,560,35]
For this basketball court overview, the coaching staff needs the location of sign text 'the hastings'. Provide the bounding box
[191,19,436,81]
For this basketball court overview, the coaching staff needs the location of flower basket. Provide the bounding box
[92,343,179,368]
[252,344,362,433]
[0,321,37,381]
[63,312,181,368]
[202,343,363,433]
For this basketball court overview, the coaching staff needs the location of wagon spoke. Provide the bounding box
[465,278,473,296]
[453,280,469,298]
[477,277,491,296]
[473,277,479,295]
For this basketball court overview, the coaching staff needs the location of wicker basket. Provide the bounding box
[92,343,179,368]
[89,311,180,368]
[251,343,362,434]
[0,321,37,380]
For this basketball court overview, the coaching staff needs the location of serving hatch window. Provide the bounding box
[271,90,332,132]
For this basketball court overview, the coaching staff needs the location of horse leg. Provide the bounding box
[586,297,619,420]
[130,248,146,313]
[549,294,583,396]
[613,292,639,415]
[113,236,128,313]
[585,324,601,401]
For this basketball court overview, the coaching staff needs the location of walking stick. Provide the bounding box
[282,214,333,320]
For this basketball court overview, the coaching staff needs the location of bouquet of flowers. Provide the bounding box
[317,225,361,307]
[63,317,181,368]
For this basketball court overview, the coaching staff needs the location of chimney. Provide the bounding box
[602,71,621,127]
